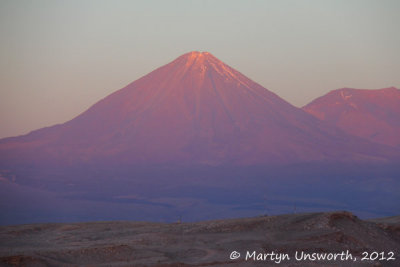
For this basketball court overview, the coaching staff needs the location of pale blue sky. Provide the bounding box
[1,0,399,138]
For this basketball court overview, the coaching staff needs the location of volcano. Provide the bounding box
[303,87,400,147]
[1,52,400,225]
[0,52,397,166]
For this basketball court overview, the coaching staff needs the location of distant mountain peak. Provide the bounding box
[331,86,399,95]
[303,87,400,147]
[381,86,398,90]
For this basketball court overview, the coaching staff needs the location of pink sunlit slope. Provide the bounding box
[303,87,400,147]
[0,52,398,165]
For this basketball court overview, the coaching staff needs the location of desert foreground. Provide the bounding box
[0,211,399,266]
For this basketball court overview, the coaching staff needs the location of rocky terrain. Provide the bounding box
[0,211,399,266]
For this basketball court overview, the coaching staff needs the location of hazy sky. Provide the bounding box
[1,0,399,138]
